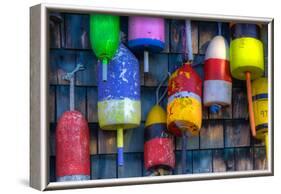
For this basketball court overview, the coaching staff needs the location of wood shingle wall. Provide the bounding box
[48,13,268,182]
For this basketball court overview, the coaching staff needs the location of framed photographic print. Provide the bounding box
[30,3,274,191]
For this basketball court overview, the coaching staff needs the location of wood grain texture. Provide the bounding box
[174,150,192,174]
[225,120,251,147]
[65,14,90,49]
[49,86,56,123]
[193,150,213,173]
[213,149,235,172]
[199,21,217,54]
[123,123,144,152]
[170,20,198,54]
[86,87,98,123]
[89,123,98,155]
[162,19,170,53]
[141,87,156,122]
[76,51,97,86]
[118,153,143,178]
[98,128,117,154]
[232,87,248,119]
[235,148,254,171]
[49,123,56,156]
[254,147,267,170]
[91,155,117,179]
[176,135,199,151]
[143,54,168,86]
[49,13,64,48]
[200,120,224,149]
[56,85,86,120]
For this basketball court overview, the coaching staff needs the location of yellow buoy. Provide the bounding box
[252,77,268,158]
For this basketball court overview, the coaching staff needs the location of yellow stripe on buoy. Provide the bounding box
[167,97,202,136]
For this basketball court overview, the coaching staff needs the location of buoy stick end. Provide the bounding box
[144,51,149,73]
[245,72,256,137]
[117,128,124,166]
[102,58,108,81]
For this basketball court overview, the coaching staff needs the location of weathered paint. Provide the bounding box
[144,105,175,172]
[56,111,90,181]
[167,63,202,137]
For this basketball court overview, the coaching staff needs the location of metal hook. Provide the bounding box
[63,64,85,81]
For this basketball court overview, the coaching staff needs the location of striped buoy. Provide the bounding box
[204,35,232,112]
[252,77,268,158]
[167,63,202,137]
[98,43,141,166]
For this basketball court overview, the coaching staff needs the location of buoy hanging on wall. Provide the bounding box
[252,77,268,158]
[128,16,165,72]
[230,23,264,136]
[204,35,232,113]
[167,63,202,174]
[56,64,90,182]
[167,63,202,137]
[90,14,120,81]
[144,74,175,176]
[98,43,141,166]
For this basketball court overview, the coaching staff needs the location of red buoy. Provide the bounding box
[56,64,90,181]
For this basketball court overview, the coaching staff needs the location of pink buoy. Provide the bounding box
[128,16,165,72]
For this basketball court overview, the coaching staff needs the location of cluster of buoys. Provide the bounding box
[54,14,268,182]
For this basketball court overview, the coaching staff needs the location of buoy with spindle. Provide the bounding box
[128,16,165,73]
[230,23,264,137]
[90,14,120,81]
[204,22,232,113]
[56,64,90,182]
[167,20,202,174]
[252,77,268,158]
[144,73,175,176]
[98,43,141,166]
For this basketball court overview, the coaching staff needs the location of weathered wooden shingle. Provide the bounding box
[49,86,56,123]
[199,21,217,54]
[49,13,64,48]
[118,153,143,178]
[98,128,116,154]
[65,14,90,49]
[91,154,117,179]
[232,87,248,119]
[193,150,213,173]
[235,148,254,171]
[213,149,235,172]
[174,150,192,174]
[225,120,251,147]
[254,147,267,170]
[87,87,98,123]
[141,87,156,122]
[89,123,98,155]
[123,123,144,153]
[200,120,224,149]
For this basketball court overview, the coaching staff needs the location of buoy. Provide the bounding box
[167,20,202,174]
[252,77,268,158]
[98,43,141,166]
[230,23,264,136]
[90,14,120,81]
[204,35,232,113]
[128,16,165,72]
[144,73,175,176]
[167,63,202,137]
[56,64,90,182]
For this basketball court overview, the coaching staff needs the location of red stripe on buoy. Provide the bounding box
[168,63,202,97]
[144,137,175,170]
[204,59,232,82]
